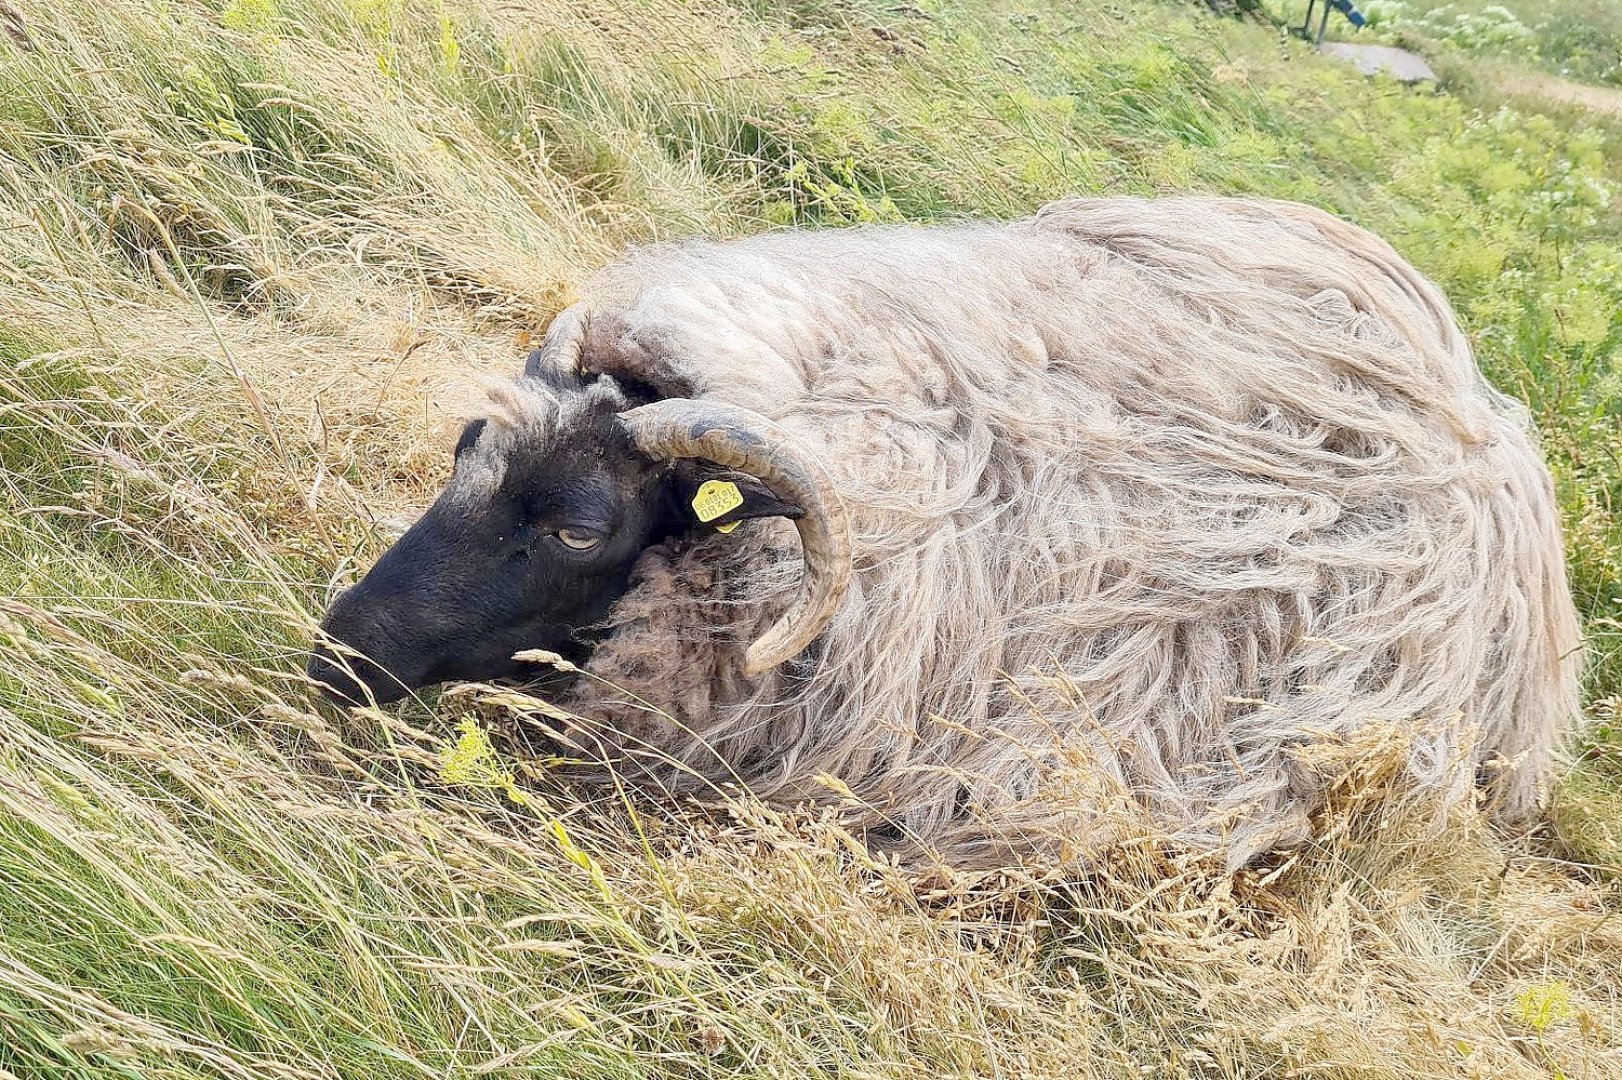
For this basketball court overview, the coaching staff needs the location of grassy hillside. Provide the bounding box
[1352,0,1622,87]
[0,1,1619,1077]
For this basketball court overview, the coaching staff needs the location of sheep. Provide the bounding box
[311,195,1583,870]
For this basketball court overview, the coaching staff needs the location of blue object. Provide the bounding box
[1329,0,1368,28]
[1301,0,1367,43]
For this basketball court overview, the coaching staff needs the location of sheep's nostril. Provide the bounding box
[306,648,366,703]
[306,643,415,705]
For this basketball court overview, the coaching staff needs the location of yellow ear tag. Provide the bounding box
[692,479,745,534]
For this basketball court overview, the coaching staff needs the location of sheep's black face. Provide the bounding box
[306,378,799,705]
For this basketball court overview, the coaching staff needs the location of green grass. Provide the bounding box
[1,0,1620,1077]
[1346,0,1622,87]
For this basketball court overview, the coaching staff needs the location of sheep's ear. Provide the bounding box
[672,463,804,533]
[453,418,488,459]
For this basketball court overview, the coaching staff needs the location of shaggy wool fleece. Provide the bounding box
[538,196,1581,870]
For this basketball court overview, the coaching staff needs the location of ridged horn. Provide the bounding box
[618,397,853,676]
[524,304,590,384]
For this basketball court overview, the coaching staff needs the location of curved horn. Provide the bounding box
[524,304,590,384]
[618,398,853,676]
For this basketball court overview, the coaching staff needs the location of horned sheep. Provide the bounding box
[310,196,1583,870]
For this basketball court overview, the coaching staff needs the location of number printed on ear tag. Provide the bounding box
[692,479,745,530]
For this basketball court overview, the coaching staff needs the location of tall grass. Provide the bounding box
[0,1,1619,1076]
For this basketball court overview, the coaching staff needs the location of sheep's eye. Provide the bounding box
[556,527,602,551]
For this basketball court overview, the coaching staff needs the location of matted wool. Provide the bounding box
[503,196,1585,869]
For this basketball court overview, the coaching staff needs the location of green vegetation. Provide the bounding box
[0,0,1618,1076]
[1353,0,1622,86]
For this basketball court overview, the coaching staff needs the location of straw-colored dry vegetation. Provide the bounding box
[0,0,1619,1076]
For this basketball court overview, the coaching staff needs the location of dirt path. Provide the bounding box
[1491,66,1622,120]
